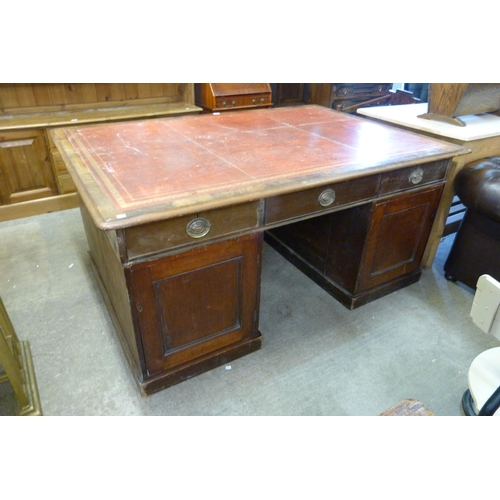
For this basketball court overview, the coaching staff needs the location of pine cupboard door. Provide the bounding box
[356,185,443,292]
[0,129,57,205]
[128,233,263,376]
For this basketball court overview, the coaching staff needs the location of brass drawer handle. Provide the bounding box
[318,188,336,207]
[186,218,211,238]
[409,168,424,185]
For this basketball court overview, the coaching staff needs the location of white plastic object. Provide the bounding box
[468,275,500,415]
[470,274,500,341]
[468,347,500,415]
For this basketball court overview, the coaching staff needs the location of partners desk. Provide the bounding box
[50,105,467,395]
[357,103,500,269]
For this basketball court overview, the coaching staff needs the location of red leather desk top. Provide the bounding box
[50,105,467,230]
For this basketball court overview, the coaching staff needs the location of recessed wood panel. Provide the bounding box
[358,185,443,291]
[129,233,263,375]
[155,258,241,352]
[0,129,57,205]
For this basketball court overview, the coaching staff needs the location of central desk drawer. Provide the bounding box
[265,176,379,225]
[379,160,449,196]
[123,201,262,261]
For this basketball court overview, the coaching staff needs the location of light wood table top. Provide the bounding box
[358,103,500,141]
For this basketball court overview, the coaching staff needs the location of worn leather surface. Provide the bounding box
[445,157,500,287]
[455,157,500,222]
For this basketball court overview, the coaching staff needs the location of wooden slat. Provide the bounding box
[0,192,78,222]
[123,84,139,100]
[0,85,21,109]
[0,101,200,130]
[48,84,67,107]
[138,83,153,98]
[14,84,37,108]
[1,84,197,115]
[10,187,52,203]
[31,84,54,107]
[109,83,126,101]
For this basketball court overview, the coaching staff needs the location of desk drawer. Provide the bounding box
[379,160,448,196]
[265,176,379,225]
[215,94,272,110]
[123,201,262,261]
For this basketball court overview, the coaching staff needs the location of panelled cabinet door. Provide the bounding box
[356,185,443,292]
[128,233,263,376]
[0,129,57,205]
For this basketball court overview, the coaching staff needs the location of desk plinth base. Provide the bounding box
[138,334,263,396]
[265,232,422,310]
[89,251,263,396]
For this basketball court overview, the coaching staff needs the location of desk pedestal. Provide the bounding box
[81,204,263,396]
[266,184,443,309]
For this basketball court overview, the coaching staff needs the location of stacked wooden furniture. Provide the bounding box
[194,83,272,113]
[0,83,200,222]
[304,83,393,112]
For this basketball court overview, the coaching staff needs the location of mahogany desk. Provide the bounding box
[50,106,467,395]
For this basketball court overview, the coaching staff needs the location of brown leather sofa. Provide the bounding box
[444,157,500,288]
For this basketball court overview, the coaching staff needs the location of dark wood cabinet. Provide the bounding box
[127,233,263,392]
[266,164,446,309]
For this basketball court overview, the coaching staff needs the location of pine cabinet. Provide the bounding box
[0,129,57,205]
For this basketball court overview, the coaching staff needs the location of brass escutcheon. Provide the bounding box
[186,218,211,238]
[318,188,336,207]
[409,168,424,185]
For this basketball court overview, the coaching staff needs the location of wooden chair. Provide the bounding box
[0,298,42,416]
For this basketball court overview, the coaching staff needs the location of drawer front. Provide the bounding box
[215,93,272,109]
[332,83,391,97]
[124,201,262,261]
[265,175,379,225]
[379,160,448,196]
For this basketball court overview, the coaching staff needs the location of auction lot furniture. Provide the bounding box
[0,83,200,222]
[444,157,500,288]
[195,83,272,113]
[357,102,500,268]
[50,106,465,395]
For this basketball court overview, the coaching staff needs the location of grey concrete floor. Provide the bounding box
[1,208,498,416]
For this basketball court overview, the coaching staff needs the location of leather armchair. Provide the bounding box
[444,157,500,288]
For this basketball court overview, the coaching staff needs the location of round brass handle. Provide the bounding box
[318,188,336,207]
[186,218,211,238]
[409,168,424,185]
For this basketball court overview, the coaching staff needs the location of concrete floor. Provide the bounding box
[1,208,498,416]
